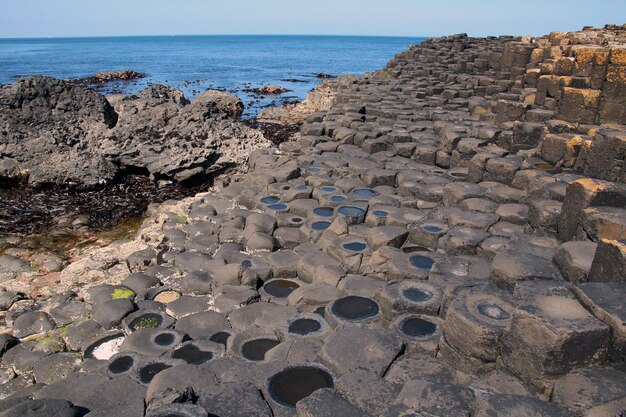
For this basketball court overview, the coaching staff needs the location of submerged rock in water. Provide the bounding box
[244,84,291,95]
[0,76,269,189]
[71,69,146,85]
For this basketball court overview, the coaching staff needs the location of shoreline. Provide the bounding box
[0,24,625,416]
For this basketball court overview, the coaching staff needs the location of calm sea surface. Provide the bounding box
[0,35,425,117]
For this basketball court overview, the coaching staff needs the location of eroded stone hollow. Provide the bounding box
[260,196,281,205]
[171,343,214,365]
[342,241,368,252]
[288,318,322,335]
[154,332,176,347]
[422,224,444,234]
[331,296,379,321]
[410,255,435,270]
[267,203,288,212]
[107,354,134,375]
[263,279,300,298]
[403,246,432,253]
[268,366,334,408]
[311,221,331,231]
[351,188,377,197]
[209,331,231,346]
[337,206,366,217]
[476,301,511,320]
[241,338,280,361]
[138,362,172,384]
[400,317,438,338]
[402,287,433,303]
[84,334,125,360]
[127,313,163,331]
[313,207,334,217]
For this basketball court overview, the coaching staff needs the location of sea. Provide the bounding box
[0,35,425,118]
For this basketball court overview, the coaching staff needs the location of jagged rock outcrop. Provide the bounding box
[0,77,268,188]
[1,24,625,417]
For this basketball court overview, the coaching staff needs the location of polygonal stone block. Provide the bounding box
[501,295,611,388]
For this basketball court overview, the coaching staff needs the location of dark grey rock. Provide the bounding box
[295,388,372,417]
[0,399,81,417]
[321,327,402,377]
[12,311,55,338]
[91,298,135,329]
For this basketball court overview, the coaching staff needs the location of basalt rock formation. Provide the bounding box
[71,69,146,85]
[0,24,625,417]
[0,77,268,188]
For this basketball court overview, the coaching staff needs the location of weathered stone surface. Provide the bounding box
[501,295,611,387]
[321,327,402,377]
[473,392,571,417]
[552,367,626,415]
[0,77,268,187]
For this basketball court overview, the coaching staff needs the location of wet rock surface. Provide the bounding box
[1,24,626,416]
[70,69,146,85]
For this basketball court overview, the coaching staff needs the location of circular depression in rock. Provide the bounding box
[331,296,379,321]
[403,246,431,253]
[320,186,337,193]
[402,287,433,303]
[342,241,367,252]
[209,331,231,346]
[476,301,510,320]
[153,290,181,304]
[260,196,281,205]
[330,195,347,203]
[138,362,171,384]
[267,203,289,212]
[108,354,134,375]
[373,210,388,217]
[128,313,164,331]
[268,366,334,408]
[288,318,322,336]
[172,344,214,365]
[422,224,444,233]
[409,255,435,270]
[313,207,334,217]
[154,332,176,347]
[241,338,280,361]
[337,206,366,217]
[311,221,331,231]
[400,317,438,338]
[534,162,554,171]
[352,188,376,197]
[84,334,125,360]
[264,280,300,298]
[307,167,321,173]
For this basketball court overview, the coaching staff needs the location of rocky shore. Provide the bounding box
[0,24,625,417]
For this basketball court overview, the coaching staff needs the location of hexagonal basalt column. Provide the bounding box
[375,280,443,319]
[501,295,611,389]
[440,288,515,374]
[391,314,443,354]
[409,222,448,250]
[321,326,402,377]
[387,250,437,280]
[264,365,335,412]
[324,295,383,329]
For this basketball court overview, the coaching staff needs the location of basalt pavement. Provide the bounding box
[0,25,625,417]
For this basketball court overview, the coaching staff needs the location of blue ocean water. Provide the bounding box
[0,35,425,118]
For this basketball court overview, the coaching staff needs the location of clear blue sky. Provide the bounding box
[1,0,624,38]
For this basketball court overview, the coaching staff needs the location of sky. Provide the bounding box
[0,0,625,38]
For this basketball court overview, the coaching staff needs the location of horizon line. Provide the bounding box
[0,33,433,41]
